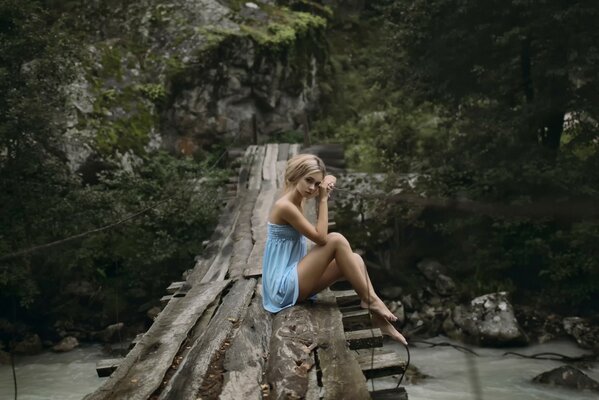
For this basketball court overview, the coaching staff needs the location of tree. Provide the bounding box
[384,0,599,152]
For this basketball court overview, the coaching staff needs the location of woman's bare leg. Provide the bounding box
[297,233,397,322]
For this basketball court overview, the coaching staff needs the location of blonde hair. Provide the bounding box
[284,154,326,192]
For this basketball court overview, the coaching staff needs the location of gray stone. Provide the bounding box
[14,334,43,355]
[451,292,528,346]
[533,366,599,392]
[417,259,447,281]
[563,317,599,352]
[52,336,79,353]
[380,286,403,299]
[435,274,456,296]
[94,322,125,343]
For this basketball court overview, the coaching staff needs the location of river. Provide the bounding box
[0,338,597,399]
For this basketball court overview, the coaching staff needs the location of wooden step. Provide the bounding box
[345,328,383,350]
[160,294,173,306]
[354,348,407,379]
[342,309,371,331]
[166,281,186,294]
[334,289,360,307]
[330,279,352,291]
[96,358,122,377]
[370,387,408,400]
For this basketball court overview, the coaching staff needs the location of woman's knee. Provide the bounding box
[327,232,350,248]
[352,252,365,266]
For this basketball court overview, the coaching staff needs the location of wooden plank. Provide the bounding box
[166,281,186,294]
[248,145,266,191]
[346,328,383,350]
[84,280,231,400]
[246,146,279,276]
[334,289,361,306]
[238,145,258,193]
[289,143,301,157]
[265,303,318,400]
[262,143,279,182]
[277,143,290,161]
[96,359,121,378]
[157,278,257,400]
[354,348,407,379]
[219,283,273,400]
[370,387,408,400]
[228,189,259,279]
[312,289,371,399]
[342,309,372,331]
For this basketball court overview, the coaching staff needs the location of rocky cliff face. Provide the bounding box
[64,0,329,170]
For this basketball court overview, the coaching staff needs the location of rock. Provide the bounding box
[380,286,403,299]
[563,317,599,352]
[417,259,447,281]
[93,322,125,343]
[52,336,79,353]
[451,292,528,346]
[435,274,456,296]
[13,334,43,355]
[532,366,599,392]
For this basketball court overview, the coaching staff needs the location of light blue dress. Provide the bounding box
[262,222,307,313]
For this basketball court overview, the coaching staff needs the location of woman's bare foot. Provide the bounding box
[361,298,398,322]
[371,313,408,345]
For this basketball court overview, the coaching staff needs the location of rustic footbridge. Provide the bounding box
[86,143,408,400]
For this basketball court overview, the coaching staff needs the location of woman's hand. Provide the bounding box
[319,175,337,198]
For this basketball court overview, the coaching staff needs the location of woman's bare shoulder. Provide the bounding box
[269,197,296,224]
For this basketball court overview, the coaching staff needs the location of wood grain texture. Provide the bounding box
[158,278,257,400]
[219,286,273,400]
[83,280,230,400]
[312,289,371,400]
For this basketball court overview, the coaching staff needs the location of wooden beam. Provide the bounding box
[219,285,273,400]
[370,387,408,400]
[157,278,257,400]
[354,348,407,379]
[96,359,121,378]
[84,280,231,400]
[345,328,383,350]
[342,309,372,331]
[312,289,371,399]
[334,289,360,307]
[266,303,318,400]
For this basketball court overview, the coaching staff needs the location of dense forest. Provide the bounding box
[1,0,598,357]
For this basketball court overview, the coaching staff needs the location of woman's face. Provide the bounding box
[295,170,324,199]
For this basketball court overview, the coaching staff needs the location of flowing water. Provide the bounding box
[0,338,597,399]
[378,336,599,400]
[0,344,107,400]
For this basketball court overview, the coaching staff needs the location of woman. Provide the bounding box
[262,153,407,344]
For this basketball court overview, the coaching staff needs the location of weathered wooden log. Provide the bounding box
[158,278,257,400]
[312,289,371,399]
[166,281,185,294]
[266,304,318,400]
[219,285,273,400]
[248,145,266,191]
[238,145,258,193]
[83,280,231,400]
[346,328,384,350]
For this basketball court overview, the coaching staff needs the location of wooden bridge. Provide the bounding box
[86,143,408,400]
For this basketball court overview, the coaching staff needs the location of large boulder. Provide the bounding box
[13,334,43,355]
[52,336,80,353]
[449,292,528,346]
[532,366,599,392]
[563,317,599,353]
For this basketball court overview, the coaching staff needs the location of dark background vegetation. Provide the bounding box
[1,0,598,347]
